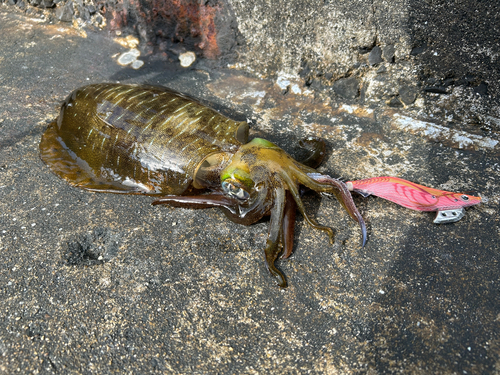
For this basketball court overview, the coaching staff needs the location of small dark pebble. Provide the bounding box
[369,46,383,66]
[398,86,418,105]
[358,46,371,54]
[376,65,387,74]
[309,78,323,90]
[332,77,359,99]
[387,96,403,107]
[29,0,53,7]
[56,1,74,22]
[474,82,488,96]
[410,43,426,55]
[78,4,90,20]
[424,86,448,94]
[443,78,455,87]
[382,44,395,62]
[16,0,26,9]
[8,0,17,5]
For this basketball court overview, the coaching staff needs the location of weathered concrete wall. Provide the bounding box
[230,0,408,78]
[6,0,494,130]
[5,0,497,131]
[228,0,499,130]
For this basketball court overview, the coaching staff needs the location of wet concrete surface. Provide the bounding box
[1,10,499,374]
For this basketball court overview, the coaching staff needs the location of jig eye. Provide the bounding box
[461,195,470,201]
[222,180,250,201]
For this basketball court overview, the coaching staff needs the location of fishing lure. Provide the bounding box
[346,177,481,223]
[39,83,480,287]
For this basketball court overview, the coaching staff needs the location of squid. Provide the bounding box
[40,83,481,287]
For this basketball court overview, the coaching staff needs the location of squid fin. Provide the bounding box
[40,122,150,194]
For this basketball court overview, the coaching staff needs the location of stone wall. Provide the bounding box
[2,0,499,129]
[228,0,499,130]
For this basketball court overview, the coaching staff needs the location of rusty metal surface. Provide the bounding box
[1,10,499,374]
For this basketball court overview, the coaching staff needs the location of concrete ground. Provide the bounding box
[1,8,499,374]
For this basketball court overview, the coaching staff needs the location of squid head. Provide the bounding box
[155,138,367,288]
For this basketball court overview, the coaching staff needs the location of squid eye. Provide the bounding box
[222,181,250,201]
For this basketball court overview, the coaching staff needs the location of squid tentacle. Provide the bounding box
[279,138,322,259]
[279,170,336,245]
[280,191,297,259]
[151,193,238,214]
[265,184,287,288]
[302,172,367,247]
